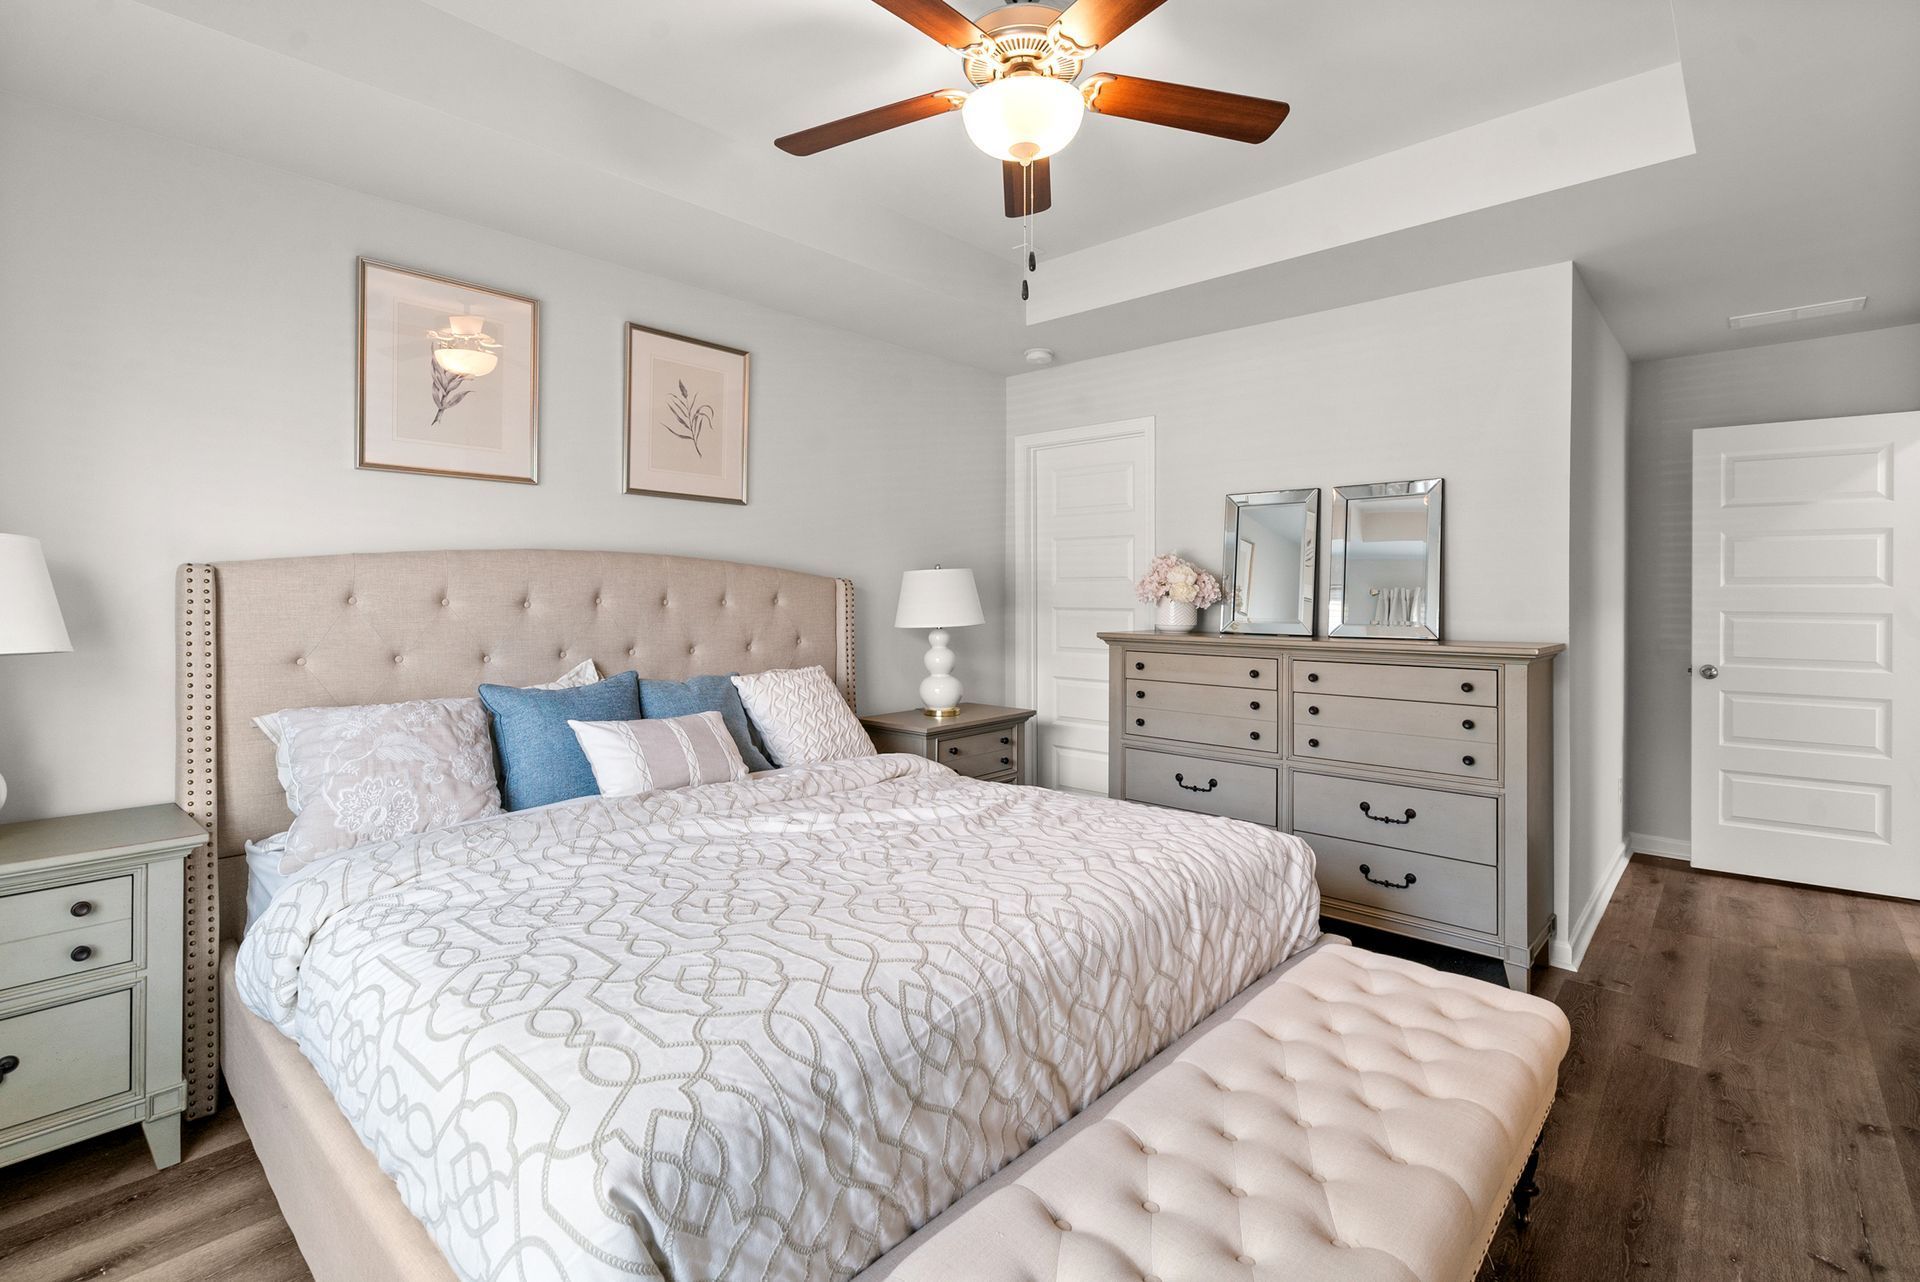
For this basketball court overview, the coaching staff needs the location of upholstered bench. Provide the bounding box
[863,943,1571,1282]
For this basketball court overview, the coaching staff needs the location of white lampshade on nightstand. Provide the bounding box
[0,534,73,813]
[895,567,984,718]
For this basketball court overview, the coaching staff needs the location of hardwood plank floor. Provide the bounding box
[3,856,1914,1281]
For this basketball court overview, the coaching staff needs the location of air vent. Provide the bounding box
[1728,296,1867,330]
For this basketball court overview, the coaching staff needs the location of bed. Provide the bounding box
[178,549,1322,1282]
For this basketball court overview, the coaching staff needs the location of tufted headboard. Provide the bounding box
[175,548,855,1117]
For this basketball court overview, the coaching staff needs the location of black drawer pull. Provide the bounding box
[1462,755,1476,767]
[1358,864,1417,890]
[948,747,961,756]
[1249,669,1261,679]
[1249,731,1261,741]
[1462,719,1475,731]
[70,900,94,918]
[1461,681,1474,693]
[1359,802,1416,825]
[1307,705,1319,716]
[1135,661,1145,671]
[1135,690,1145,699]
[0,1055,17,1082]
[1249,700,1260,711]
[1307,738,1320,748]
[999,757,1010,766]
[999,736,1010,745]
[1174,773,1219,793]
[1306,672,1319,683]
[70,945,93,963]
[1135,718,1145,727]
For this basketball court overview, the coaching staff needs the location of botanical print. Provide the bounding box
[649,357,724,476]
[625,323,749,502]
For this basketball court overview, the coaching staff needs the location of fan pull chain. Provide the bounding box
[1019,177,1038,302]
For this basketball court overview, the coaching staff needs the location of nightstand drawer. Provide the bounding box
[0,875,134,946]
[0,989,133,1130]
[937,726,1020,778]
[0,919,135,990]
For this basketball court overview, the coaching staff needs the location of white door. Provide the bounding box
[1012,420,1154,794]
[1691,412,1920,898]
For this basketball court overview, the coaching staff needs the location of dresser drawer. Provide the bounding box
[1307,834,1498,934]
[0,875,134,946]
[1294,726,1497,781]
[0,918,135,991]
[1123,749,1278,826]
[1128,679,1275,720]
[0,989,133,1130]
[1127,707,1277,754]
[1293,693,1495,744]
[1292,661,1497,707]
[1125,651,1278,690]
[1291,772,1499,867]
[936,725,1020,778]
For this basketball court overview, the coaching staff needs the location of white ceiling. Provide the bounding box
[3,0,1916,373]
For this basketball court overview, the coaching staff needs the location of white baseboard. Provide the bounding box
[1630,831,1691,862]
[1550,840,1631,971]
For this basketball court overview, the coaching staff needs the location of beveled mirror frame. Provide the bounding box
[1328,478,1444,641]
[1220,488,1320,637]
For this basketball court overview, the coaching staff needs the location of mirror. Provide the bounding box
[1221,489,1319,636]
[1328,478,1443,640]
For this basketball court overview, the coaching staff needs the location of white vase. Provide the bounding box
[1154,598,1199,633]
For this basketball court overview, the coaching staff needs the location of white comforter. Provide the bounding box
[237,754,1320,1282]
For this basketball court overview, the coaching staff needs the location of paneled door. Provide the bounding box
[1691,413,1920,898]
[1012,420,1154,794]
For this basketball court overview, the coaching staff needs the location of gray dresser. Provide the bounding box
[1102,632,1561,990]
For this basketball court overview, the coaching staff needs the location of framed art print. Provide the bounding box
[357,259,539,484]
[624,323,749,504]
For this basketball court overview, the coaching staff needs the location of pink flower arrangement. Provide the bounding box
[1135,553,1222,609]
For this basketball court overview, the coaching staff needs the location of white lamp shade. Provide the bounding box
[0,534,72,655]
[895,568,984,629]
[962,75,1085,163]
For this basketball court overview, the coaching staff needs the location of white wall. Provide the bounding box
[0,98,1007,822]
[1565,271,1630,960]
[1626,323,1920,850]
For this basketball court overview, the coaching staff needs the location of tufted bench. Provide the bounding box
[863,943,1570,1282]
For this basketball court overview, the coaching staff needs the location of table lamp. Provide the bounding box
[0,534,73,813]
[895,567,984,718]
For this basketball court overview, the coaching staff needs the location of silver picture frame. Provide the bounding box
[1328,478,1443,641]
[1220,488,1320,636]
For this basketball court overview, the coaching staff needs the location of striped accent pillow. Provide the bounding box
[567,711,750,798]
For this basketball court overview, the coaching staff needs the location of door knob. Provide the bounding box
[1699,665,1719,680]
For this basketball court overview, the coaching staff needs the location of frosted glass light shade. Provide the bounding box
[896,568,984,629]
[962,75,1085,163]
[0,534,72,655]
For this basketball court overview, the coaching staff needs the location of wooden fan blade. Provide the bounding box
[1002,159,1053,218]
[1051,0,1169,50]
[1082,74,1290,143]
[775,91,964,156]
[871,0,986,50]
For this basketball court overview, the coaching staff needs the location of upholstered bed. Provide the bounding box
[180,549,1326,1282]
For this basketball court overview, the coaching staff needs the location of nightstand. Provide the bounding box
[0,804,205,1170]
[861,704,1037,784]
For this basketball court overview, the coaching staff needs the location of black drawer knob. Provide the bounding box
[999,736,1010,745]
[999,757,1010,766]
[948,747,960,756]
[1135,690,1145,699]
[1249,700,1260,711]
[1249,669,1261,679]
[1307,672,1319,683]
[0,1054,17,1081]
[1462,755,1476,767]
[1135,718,1145,727]
[1461,681,1474,693]
[1462,719,1475,731]
[70,900,93,918]
[1308,738,1320,748]
[1307,705,1319,716]
[1135,661,1145,671]
[70,945,93,963]
[1249,731,1261,741]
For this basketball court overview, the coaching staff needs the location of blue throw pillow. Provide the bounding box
[478,671,641,810]
[639,674,775,772]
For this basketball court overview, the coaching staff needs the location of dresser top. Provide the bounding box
[1099,631,1565,660]
[0,803,207,874]
[860,703,1036,735]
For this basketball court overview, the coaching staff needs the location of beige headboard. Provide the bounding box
[175,548,855,1117]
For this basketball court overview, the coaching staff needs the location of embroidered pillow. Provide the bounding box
[729,666,874,767]
[638,674,775,771]
[273,697,499,871]
[479,671,643,810]
[569,712,750,798]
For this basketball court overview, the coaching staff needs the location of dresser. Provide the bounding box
[1101,632,1561,990]
[0,804,205,1169]
[861,704,1036,785]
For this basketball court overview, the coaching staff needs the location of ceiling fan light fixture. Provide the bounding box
[962,73,1084,164]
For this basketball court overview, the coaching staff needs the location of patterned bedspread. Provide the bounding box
[236,754,1321,1282]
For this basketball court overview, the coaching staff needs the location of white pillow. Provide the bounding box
[729,666,874,767]
[568,712,749,798]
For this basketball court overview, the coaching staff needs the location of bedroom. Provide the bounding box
[0,1,1915,1279]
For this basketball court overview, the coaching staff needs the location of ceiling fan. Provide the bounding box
[775,0,1290,256]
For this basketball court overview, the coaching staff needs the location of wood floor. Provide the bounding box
[2,856,1915,1282]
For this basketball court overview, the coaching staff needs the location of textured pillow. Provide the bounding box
[479,671,642,810]
[729,666,874,767]
[638,674,775,772]
[272,697,500,871]
[569,712,750,798]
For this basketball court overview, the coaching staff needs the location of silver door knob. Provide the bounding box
[1699,664,1719,680]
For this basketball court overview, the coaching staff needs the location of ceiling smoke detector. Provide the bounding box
[1024,347,1057,366]
[1728,296,1868,330]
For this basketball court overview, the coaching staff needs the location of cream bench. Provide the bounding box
[863,943,1570,1282]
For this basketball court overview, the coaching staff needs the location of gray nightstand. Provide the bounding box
[861,704,1037,784]
[0,804,205,1170]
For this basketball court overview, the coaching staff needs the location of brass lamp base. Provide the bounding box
[922,705,961,718]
